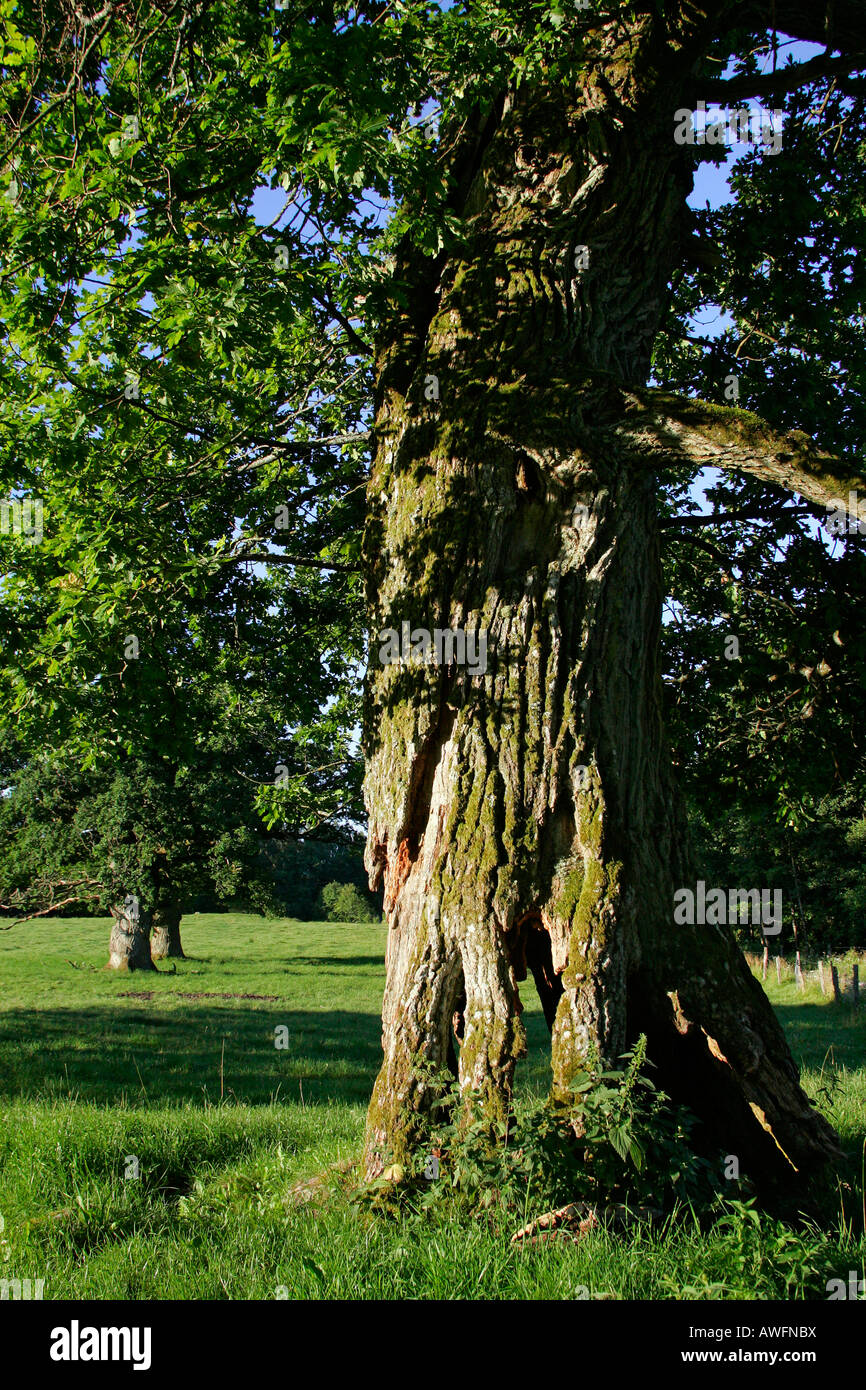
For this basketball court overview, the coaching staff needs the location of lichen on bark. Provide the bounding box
[106,901,155,972]
[361,11,841,1186]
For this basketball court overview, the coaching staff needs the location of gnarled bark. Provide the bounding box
[362,10,843,1184]
[106,899,155,972]
[151,902,185,960]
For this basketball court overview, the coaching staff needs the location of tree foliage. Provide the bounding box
[0,1,863,938]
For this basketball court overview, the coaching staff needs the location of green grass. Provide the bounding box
[0,914,864,1300]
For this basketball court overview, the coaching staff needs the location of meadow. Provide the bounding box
[0,914,864,1300]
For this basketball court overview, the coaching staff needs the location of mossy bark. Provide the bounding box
[106,901,155,972]
[151,903,185,960]
[362,14,840,1183]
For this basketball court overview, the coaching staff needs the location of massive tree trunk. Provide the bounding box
[362,10,851,1184]
[151,902,185,960]
[106,899,155,972]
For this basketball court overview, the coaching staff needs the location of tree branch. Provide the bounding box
[612,390,864,524]
[703,53,863,102]
[310,287,374,358]
[246,431,371,451]
[0,878,103,927]
[660,503,812,530]
[222,550,359,572]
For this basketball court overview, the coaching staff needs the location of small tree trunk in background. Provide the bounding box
[853,964,860,1010]
[151,903,185,960]
[788,849,806,992]
[106,899,155,971]
[775,956,782,986]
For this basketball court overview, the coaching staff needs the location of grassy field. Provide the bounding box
[0,913,864,1300]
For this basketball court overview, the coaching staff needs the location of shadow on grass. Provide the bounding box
[284,956,387,970]
[0,1003,384,1108]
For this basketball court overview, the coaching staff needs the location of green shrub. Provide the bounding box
[318,881,380,923]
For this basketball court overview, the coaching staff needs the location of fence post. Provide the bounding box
[795,951,804,990]
[853,963,860,1010]
[775,955,782,985]
[762,945,769,981]
[831,964,841,1004]
[818,959,826,996]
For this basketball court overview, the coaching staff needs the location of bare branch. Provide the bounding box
[728,1,866,57]
[660,503,812,530]
[703,53,862,102]
[0,878,102,927]
[222,549,359,572]
[247,432,371,452]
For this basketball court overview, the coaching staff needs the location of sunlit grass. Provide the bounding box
[0,915,863,1299]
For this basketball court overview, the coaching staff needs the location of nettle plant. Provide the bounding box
[359,1035,719,1216]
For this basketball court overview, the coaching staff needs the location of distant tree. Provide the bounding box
[0,0,367,967]
[256,836,375,920]
[0,547,361,966]
[317,880,381,923]
[688,778,866,957]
